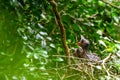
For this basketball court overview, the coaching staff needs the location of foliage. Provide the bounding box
[0,0,120,80]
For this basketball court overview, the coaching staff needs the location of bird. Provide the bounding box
[73,47,84,58]
[75,35,101,61]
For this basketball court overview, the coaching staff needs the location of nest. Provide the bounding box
[53,53,120,80]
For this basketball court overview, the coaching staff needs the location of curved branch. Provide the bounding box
[48,0,70,64]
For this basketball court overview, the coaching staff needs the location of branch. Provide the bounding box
[48,0,70,64]
[101,0,120,10]
[101,53,113,76]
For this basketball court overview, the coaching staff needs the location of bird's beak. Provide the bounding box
[76,42,81,46]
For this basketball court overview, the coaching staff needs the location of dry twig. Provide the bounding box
[101,53,113,76]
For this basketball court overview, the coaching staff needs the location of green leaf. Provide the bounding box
[53,57,64,62]
[112,13,119,23]
[72,24,80,31]
[98,40,106,47]
[115,44,120,49]
[96,30,103,35]
[96,65,102,70]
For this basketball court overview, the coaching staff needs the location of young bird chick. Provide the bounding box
[75,35,101,61]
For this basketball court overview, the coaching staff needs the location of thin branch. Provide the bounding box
[101,53,113,76]
[48,0,70,64]
[101,0,120,10]
[49,25,57,36]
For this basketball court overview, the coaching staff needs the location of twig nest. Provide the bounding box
[86,53,101,61]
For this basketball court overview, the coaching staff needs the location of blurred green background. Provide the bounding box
[0,0,120,80]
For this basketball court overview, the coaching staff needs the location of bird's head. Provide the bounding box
[77,35,90,49]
